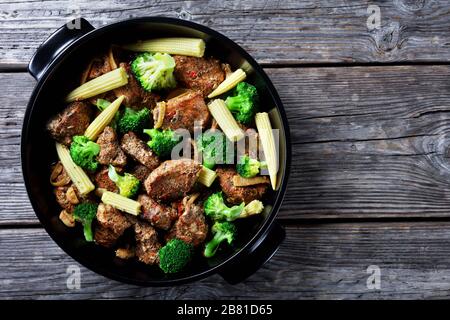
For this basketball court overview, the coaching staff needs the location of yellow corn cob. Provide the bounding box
[198,166,217,187]
[65,67,128,102]
[101,191,141,216]
[55,143,95,195]
[207,99,244,142]
[123,38,205,57]
[208,69,246,98]
[84,95,124,140]
[239,200,264,218]
[255,112,278,190]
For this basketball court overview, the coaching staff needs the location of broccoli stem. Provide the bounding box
[108,165,120,183]
[222,203,245,221]
[83,223,93,242]
[204,233,227,258]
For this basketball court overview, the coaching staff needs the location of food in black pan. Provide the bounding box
[47,38,279,274]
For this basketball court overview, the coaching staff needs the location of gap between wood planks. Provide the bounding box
[6,216,450,229]
[3,60,450,73]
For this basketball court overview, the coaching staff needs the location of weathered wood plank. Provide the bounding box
[268,65,450,219]
[0,0,449,67]
[1,223,450,299]
[3,65,450,223]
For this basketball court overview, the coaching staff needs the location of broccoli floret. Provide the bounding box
[108,165,140,199]
[95,98,111,111]
[69,135,100,172]
[204,221,237,258]
[143,128,181,158]
[205,192,265,221]
[225,82,259,124]
[236,155,266,178]
[159,238,193,273]
[204,192,245,221]
[197,130,230,169]
[73,202,98,242]
[131,52,177,92]
[117,107,150,135]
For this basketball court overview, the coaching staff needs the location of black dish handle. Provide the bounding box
[219,222,285,284]
[28,18,95,81]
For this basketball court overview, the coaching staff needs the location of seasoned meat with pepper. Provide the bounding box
[138,194,177,230]
[120,132,160,170]
[154,90,210,132]
[46,101,92,145]
[167,202,208,247]
[96,126,127,167]
[134,222,161,265]
[144,159,202,201]
[114,62,159,108]
[130,164,152,182]
[94,167,118,192]
[216,167,267,205]
[173,56,225,97]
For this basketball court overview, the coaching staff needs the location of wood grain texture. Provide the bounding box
[2,223,450,299]
[3,65,450,223]
[0,0,449,67]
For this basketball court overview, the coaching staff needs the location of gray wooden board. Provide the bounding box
[2,0,450,300]
[3,65,450,224]
[0,0,450,67]
[1,223,450,299]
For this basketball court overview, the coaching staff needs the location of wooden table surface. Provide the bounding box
[1,0,450,299]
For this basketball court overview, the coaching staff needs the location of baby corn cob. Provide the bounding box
[207,99,244,142]
[208,69,246,98]
[239,200,264,218]
[55,143,95,195]
[198,166,217,187]
[65,67,128,102]
[255,112,278,190]
[123,38,206,57]
[84,95,124,140]
[101,191,141,216]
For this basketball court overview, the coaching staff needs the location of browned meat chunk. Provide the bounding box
[114,63,158,108]
[46,101,92,145]
[134,222,161,265]
[94,225,119,248]
[167,202,208,247]
[94,167,118,192]
[144,159,202,201]
[96,126,127,167]
[97,203,132,235]
[154,90,210,132]
[138,194,177,230]
[130,164,151,182]
[120,132,160,170]
[94,204,133,248]
[87,55,112,81]
[173,55,225,97]
[216,167,267,205]
[54,185,75,213]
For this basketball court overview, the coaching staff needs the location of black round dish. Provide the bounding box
[22,17,291,286]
